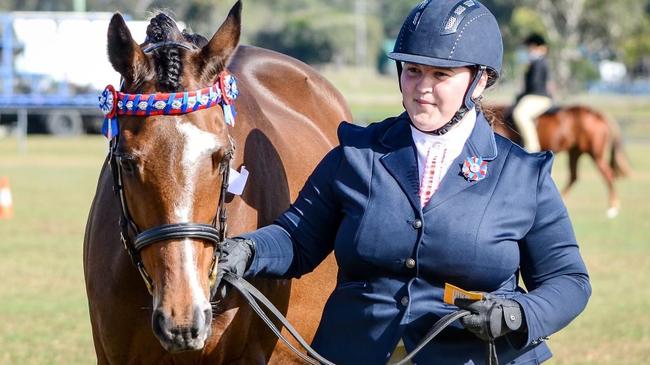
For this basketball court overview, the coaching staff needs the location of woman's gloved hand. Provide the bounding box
[454,295,525,341]
[213,237,255,299]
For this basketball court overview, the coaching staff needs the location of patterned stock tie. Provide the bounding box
[419,143,447,207]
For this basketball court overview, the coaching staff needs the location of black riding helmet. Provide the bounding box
[388,0,503,134]
[524,33,546,47]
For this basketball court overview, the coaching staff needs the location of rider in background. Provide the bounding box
[512,33,553,152]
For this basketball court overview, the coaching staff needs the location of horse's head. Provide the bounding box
[105,1,241,353]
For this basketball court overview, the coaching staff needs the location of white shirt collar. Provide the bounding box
[410,108,477,150]
[410,109,477,185]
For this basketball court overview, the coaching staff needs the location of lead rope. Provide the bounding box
[223,273,477,365]
[224,274,326,365]
[487,340,498,365]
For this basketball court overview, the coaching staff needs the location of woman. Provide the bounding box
[217,1,591,364]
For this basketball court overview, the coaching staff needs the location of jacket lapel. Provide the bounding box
[423,113,499,212]
[379,114,421,212]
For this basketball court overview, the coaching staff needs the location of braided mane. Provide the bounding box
[145,13,207,92]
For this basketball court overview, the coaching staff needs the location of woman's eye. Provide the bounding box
[406,68,421,77]
[434,72,450,79]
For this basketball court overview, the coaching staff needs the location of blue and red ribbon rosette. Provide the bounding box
[99,84,119,139]
[462,156,488,182]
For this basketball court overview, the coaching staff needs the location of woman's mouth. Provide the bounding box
[415,98,435,106]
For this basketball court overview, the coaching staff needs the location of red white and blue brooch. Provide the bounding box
[462,156,488,182]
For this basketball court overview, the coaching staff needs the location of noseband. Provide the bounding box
[98,50,239,295]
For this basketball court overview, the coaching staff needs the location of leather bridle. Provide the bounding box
[100,40,238,295]
[108,137,233,295]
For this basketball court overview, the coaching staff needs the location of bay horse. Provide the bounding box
[83,2,350,364]
[486,104,630,218]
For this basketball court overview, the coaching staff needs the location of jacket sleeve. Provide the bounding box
[241,145,343,278]
[511,152,592,348]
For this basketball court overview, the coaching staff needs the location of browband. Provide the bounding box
[98,71,239,139]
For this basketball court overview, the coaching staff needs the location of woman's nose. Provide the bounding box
[416,76,435,93]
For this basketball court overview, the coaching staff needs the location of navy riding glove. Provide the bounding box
[455,295,525,341]
[213,237,255,299]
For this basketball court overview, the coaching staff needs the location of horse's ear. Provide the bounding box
[107,13,148,81]
[197,1,242,83]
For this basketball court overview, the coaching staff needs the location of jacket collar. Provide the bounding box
[379,113,421,211]
[378,112,413,150]
[379,112,498,213]
[464,111,498,161]
[379,111,497,160]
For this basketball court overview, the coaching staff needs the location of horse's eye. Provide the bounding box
[212,150,232,172]
[119,157,138,175]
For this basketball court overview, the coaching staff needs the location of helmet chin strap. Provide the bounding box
[463,65,486,111]
[396,61,404,92]
[407,65,486,136]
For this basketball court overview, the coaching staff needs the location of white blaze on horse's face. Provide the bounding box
[174,119,221,222]
[175,119,221,304]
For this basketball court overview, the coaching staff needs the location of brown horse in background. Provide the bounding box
[487,104,630,218]
[84,2,349,364]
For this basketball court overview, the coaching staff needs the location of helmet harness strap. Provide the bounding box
[396,61,404,92]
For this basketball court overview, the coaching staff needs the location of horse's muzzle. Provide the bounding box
[152,306,212,352]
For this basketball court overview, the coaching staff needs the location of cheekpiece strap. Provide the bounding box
[98,71,240,140]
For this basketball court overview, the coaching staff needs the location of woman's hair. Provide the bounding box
[486,68,499,89]
[475,100,496,126]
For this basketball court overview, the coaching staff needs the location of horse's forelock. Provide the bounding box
[145,12,186,92]
[146,12,180,43]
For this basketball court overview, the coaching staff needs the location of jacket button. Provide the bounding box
[400,296,409,306]
[412,219,422,229]
[405,258,416,269]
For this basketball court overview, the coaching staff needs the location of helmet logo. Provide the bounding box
[441,0,480,35]
[417,0,432,9]
[410,0,432,31]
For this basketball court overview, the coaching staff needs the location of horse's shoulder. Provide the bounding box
[230,45,331,86]
[229,45,285,67]
[229,45,350,132]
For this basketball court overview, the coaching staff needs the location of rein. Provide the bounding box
[224,273,486,365]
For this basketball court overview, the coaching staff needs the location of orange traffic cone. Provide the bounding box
[0,177,14,219]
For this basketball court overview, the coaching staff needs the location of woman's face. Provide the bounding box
[400,62,486,131]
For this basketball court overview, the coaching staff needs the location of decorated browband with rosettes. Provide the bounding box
[98,71,239,139]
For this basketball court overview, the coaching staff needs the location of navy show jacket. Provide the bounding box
[242,112,591,365]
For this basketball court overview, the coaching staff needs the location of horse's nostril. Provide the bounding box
[152,309,171,339]
[187,306,212,339]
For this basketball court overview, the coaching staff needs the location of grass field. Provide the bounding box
[1,112,649,363]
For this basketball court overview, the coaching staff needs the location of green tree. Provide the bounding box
[495,0,650,89]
